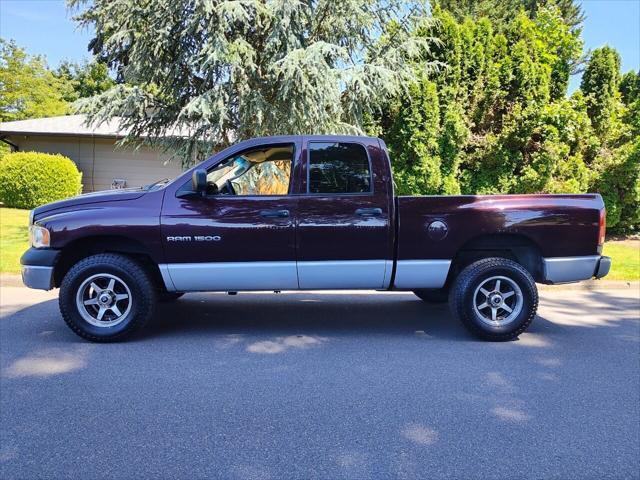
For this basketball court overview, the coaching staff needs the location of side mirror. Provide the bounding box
[192,169,207,196]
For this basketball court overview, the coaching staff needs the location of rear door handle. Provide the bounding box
[355,208,383,217]
[260,209,290,218]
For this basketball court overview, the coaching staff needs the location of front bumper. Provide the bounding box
[22,266,55,290]
[20,248,60,290]
[542,255,612,284]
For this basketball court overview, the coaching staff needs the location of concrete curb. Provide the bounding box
[1,274,25,288]
[537,280,639,291]
[1,273,637,292]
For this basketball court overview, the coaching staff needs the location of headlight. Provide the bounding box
[29,210,34,227]
[29,225,50,248]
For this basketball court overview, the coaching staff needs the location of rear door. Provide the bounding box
[161,141,300,291]
[295,138,394,289]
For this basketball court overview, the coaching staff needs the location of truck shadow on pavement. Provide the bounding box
[144,290,639,343]
[145,293,465,339]
[1,290,638,347]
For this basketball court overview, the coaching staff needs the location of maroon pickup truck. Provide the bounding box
[21,135,610,342]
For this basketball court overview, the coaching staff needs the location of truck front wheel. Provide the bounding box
[449,257,538,341]
[59,254,156,342]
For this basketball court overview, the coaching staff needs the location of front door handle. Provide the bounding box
[260,209,290,218]
[355,208,383,217]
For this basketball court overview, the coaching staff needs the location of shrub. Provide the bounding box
[0,152,82,209]
[592,140,640,233]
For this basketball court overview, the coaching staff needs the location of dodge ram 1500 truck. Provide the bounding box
[21,135,611,342]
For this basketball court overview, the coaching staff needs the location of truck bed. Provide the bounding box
[397,193,603,260]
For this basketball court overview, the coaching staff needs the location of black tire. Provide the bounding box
[59,254,156,342]
[159,292,185,302]
[413,288,449,304]
[449,257,538,341]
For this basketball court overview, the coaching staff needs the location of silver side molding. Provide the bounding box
[159,259,453,292]
[158,264,176,292]
[382,260,394,290]
[157,256,605,291]
[393,260,452,289]
[297,260,388,289]
[542,255,599,284]
[163,261,298,292]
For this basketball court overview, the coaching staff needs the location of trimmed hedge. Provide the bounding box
[0,152,82,209]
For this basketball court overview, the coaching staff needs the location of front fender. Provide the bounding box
[35,190,166,265]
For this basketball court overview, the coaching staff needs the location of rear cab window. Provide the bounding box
[307,142,372,194]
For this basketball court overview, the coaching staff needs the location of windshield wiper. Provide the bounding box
[145,178,170,190]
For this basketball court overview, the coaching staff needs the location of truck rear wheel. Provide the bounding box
[413,288,449,303]
[59,254,156,342]
[449,257,538,341]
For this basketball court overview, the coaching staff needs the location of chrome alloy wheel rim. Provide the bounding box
[473,275,523,327]
[75,273,132,327]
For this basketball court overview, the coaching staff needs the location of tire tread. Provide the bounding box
[449,257,538,341]
[59,253,156,342]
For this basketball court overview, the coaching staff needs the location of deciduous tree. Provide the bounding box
[55,60,115,102]
[0,39,71,122]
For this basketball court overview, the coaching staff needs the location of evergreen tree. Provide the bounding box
[435,0,584,32]
[69,0,438,163]
[619,70,640,106]
[522,0,584,31]
[387,78,444,195]
[384,5,583,198]
[580,46,621,140]
[435,0,521,26]
[588,67,639,232]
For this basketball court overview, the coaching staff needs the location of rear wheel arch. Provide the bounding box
[447,233,544,284]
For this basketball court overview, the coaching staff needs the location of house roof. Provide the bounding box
[0,114,191,139]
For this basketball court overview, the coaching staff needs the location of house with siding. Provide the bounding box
[0,115,186,192]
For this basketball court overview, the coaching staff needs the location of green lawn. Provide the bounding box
[602,241,640,281]
[0,208,30,273]
[0,207,638,280]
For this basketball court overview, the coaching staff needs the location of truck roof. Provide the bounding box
[239,134,381,144]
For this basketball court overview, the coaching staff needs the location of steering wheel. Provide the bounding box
[225,179,237,196]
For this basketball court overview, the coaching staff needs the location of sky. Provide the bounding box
[0,0,638,93]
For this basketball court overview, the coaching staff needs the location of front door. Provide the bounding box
[295,139,394,289]
[161,142,299,291]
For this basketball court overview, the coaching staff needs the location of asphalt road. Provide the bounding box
[1,286,639,480]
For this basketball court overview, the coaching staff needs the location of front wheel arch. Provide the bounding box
[53,236,165,291]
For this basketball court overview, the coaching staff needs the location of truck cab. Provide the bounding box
[21,135,611,342]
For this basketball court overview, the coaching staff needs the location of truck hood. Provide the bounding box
[33,188,148,217]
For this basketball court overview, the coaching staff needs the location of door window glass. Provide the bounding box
[308,142,371,194]
[207,144,293,195]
